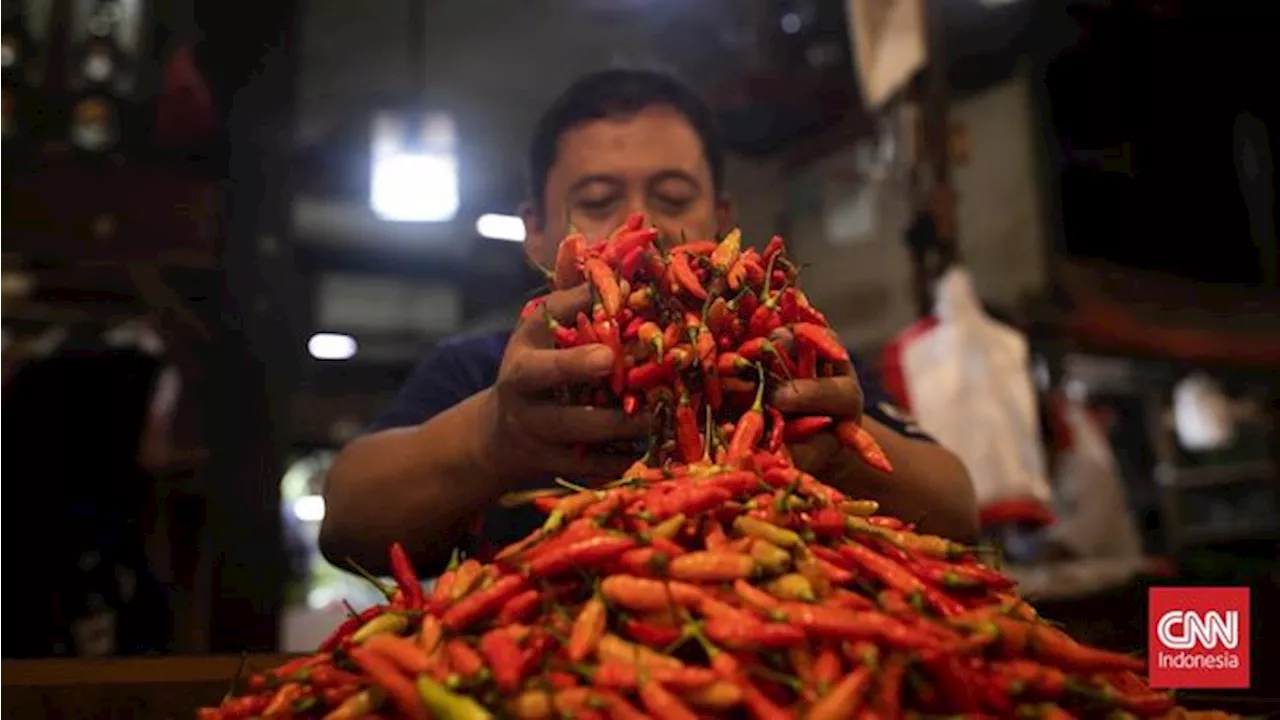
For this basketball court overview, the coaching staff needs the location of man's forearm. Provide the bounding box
[829,417,979,544]
[320,392,502,576]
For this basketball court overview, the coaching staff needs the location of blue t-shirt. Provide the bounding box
[366,331,933,558]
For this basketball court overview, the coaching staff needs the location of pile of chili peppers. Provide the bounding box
[200,219,1232,720]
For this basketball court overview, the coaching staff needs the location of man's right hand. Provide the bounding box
[468,284,647,484]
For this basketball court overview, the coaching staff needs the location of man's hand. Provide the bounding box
[770,366,864,477]
[471,284,648,484]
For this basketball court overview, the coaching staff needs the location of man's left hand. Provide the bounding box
[769,370,863,477]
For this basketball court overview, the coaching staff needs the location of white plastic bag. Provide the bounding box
[901,267,1054,510]
[1009,397,1146,599]
[1173,372,1236,452]
[1045,400,1143,560]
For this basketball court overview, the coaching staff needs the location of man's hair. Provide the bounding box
[528,69,726,215]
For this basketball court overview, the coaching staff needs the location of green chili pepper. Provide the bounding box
[416,675,495,720]
[350,612,410,645]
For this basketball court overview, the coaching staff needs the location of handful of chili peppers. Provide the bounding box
[199,219,1232,720]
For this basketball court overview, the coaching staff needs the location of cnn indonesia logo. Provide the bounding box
[1148,587,1250,689]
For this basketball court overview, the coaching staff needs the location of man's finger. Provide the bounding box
[505,345,614,393]
[521,403,648,445]
[771,376,863,417]
[512,284,593,348]
[788,433,839,475]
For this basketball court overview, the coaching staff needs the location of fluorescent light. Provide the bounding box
[292,494,326,522]
[476,213,526,242]
[370,152,459,223]
[308,332,358,361]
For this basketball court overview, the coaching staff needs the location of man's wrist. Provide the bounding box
[415,389,505,490]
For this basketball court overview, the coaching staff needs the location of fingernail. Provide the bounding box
[584,346,613,374]
[772,386,797,405]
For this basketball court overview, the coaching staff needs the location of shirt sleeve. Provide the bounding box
[364,340,484,434]
[855,356,936,443]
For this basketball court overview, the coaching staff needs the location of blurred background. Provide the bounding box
[2,0,1277,669]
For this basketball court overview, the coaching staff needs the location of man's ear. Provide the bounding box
[715,195,736,236]
[519,201,549,269]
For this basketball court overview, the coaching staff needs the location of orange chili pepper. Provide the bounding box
[833,418,894,474]
[584,257,622,316]
[553,233,586,290]
[670,250,708,300]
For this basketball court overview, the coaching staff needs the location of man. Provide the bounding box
[321,70,977,576]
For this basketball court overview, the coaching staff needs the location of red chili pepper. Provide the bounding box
[669,238,718,256]
[872,653,910,718]
[833,419,894,474]
[796,342,818,379]
[763,234,785,267]
[544,316,580,347]
[622,617,682,648]
[765,407,786,452]
[478,628,525,692]
[638,678,699,720]
[554,234,586,290]
[704,296,732,333]
[527,534,635,578]
[627,360,670,390]
[567,596,608,662]
[519,295,548,322]
[908,560,985,591]
[808,666,874,720]
[782,415,833,442]
[703,617,805,651]
[622,393,640,415]
[444,638,486,677]
[386,542,424,609]
[725,371,766,465]
[986,616,1146,672]
[922,557,1015,591]
[576,311,598,344]
[618,245,647,281]
[615,546,671,577]
[592,315,625,395]
[714,351,751,376]
[216,693,270,719]
[837,541,934,600]
[318,606,381,652]
[777,602,941,651]
[440,574,527,631]
[920,655,982,712]
[307,661,368,681]
[747,302,782,339]
[496,588,541,624]
[670,251,708,300]
[791,288,829,325]
[603,226,660,265]
[791,322,849,363]
[675,391,703,463]
[348,647,429,720]
[592,659,716,691]
[648,484,733,519]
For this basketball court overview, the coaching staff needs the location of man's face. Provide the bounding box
[522,105,731,268]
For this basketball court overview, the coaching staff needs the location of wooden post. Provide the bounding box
[907,0,960,319]
[202,0,303,653]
